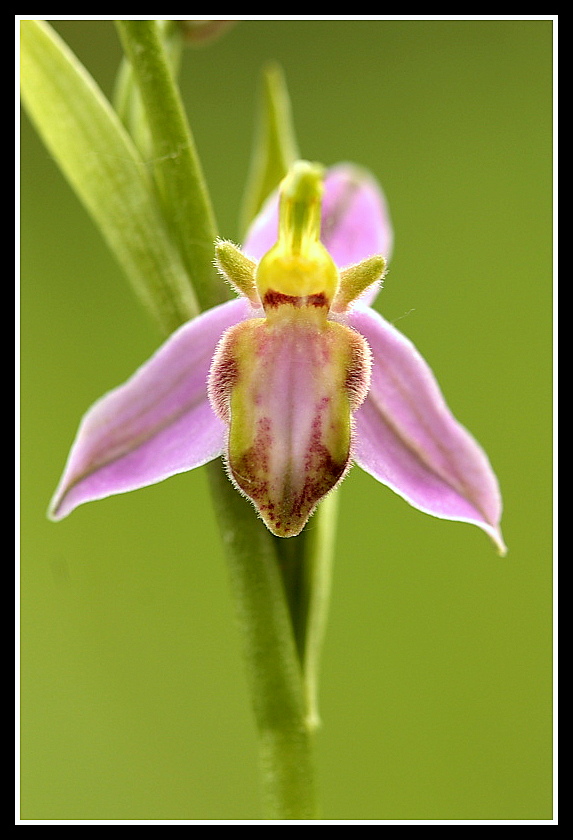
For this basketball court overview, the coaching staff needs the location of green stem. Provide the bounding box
[115,20,225,312]
[275,490,338,731]
[112,22,184,171]
[207,464,319,819]
[301,491,339,730]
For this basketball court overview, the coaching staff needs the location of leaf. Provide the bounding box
[20,19,198,335]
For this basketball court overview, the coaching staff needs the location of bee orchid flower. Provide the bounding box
[49,161,505,553]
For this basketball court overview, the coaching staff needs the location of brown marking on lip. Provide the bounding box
[207,327,241,423]
[263,290,330,309]
[230,396,349,537]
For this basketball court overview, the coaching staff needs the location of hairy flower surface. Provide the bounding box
[50,161,505,552]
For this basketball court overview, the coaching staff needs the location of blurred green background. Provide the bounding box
[20,19,553,821]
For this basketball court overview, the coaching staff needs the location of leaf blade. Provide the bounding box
[20,19,198,334]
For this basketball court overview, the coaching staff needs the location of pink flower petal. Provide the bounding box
[320,163,393,274]
[243,164,393,299]
[49,297,249,520]
[348,306,506,553]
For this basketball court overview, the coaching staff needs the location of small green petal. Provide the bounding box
[333,254,386,313]
[215,240,260,306]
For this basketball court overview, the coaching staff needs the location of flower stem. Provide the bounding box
[274,490,338,730]
[300,491,339,730]
[115,20,225,312]
[206,463,319,819]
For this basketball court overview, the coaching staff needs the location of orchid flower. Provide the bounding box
[49,160,505,554]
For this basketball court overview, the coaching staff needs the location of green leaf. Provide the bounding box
[239,63,300,238]
[20,19,198,336]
